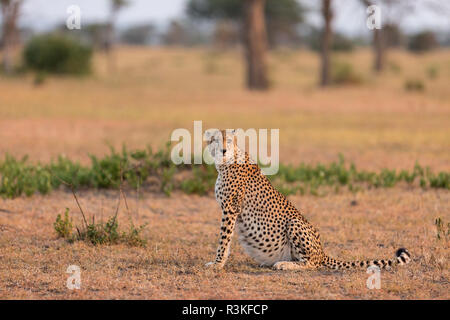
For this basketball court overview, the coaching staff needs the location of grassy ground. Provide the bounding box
[0,189,448,299]
[0,47,449,299]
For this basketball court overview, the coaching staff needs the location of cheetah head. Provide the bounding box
[205,129,240,165]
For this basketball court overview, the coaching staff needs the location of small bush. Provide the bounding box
[408,31,437,53]
[331,61,363,85]
[79,216,120,245]
[53,208,147,246]
[122,221,148,247]
[426,65,438,80]
[388,61,402,74]
[181,165,216,195]
[33,72,47,86]
[54,208,73,238]
[0,155,52,198]
[23,34,92,75]
[331,33,355,52]
[78,215,147,246]
[428,172,450,189]
[404,79,425,92]
[308,31,355,52]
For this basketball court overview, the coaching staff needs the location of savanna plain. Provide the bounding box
[0,47,449,299]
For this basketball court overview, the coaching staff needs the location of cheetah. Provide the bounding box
[204,129,411,271]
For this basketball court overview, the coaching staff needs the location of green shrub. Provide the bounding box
[53,208,147,246]
[428,172,450,189]
[0,155,52,198]
[331,33,355,52]
[1,145,449,199]
[161,166,176,196]
[77,215,147,246]
[33,71,47,86]
[408,31,437,53]
[388,61,402,74]
[426,65,438,80]
[23,34,92,75]
[54,208,73,238]
[404,79,425,92]
[331,61,363,85]
[82,216,120,245]
[308,31,355,52]
[122,221,148,247]
[181,165,216,195]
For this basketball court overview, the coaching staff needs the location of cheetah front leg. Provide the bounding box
[206,201,241,269]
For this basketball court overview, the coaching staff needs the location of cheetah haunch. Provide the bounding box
[204,129,411,271]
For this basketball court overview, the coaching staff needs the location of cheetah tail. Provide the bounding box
[322,248,411,270]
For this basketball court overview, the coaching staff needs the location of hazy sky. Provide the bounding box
[21,0,186,30]
[19,0,450,35]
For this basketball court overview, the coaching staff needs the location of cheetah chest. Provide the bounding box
[215,172,294,266]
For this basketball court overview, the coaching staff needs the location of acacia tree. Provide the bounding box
[1,0,22,74]
[187,0,304,90]
[264,0,304,47]
[320,0,333,86]
[104,0,129,72]
[243,0,268,90]
[361,0,386,72]
[106,0,129,51]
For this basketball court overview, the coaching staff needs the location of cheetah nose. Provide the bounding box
[222,149,226,155]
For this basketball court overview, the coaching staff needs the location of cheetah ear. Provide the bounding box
[224,129,236,138]
[204,129,219,141]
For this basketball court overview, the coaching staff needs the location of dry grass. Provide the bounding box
[0,47,449,169]
[0,47,449,299]
[0,189,448,299]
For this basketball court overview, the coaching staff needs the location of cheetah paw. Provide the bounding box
[205,262,224,270]
[273,261,297,270]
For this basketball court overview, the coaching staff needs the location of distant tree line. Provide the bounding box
[0,0,449,90]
